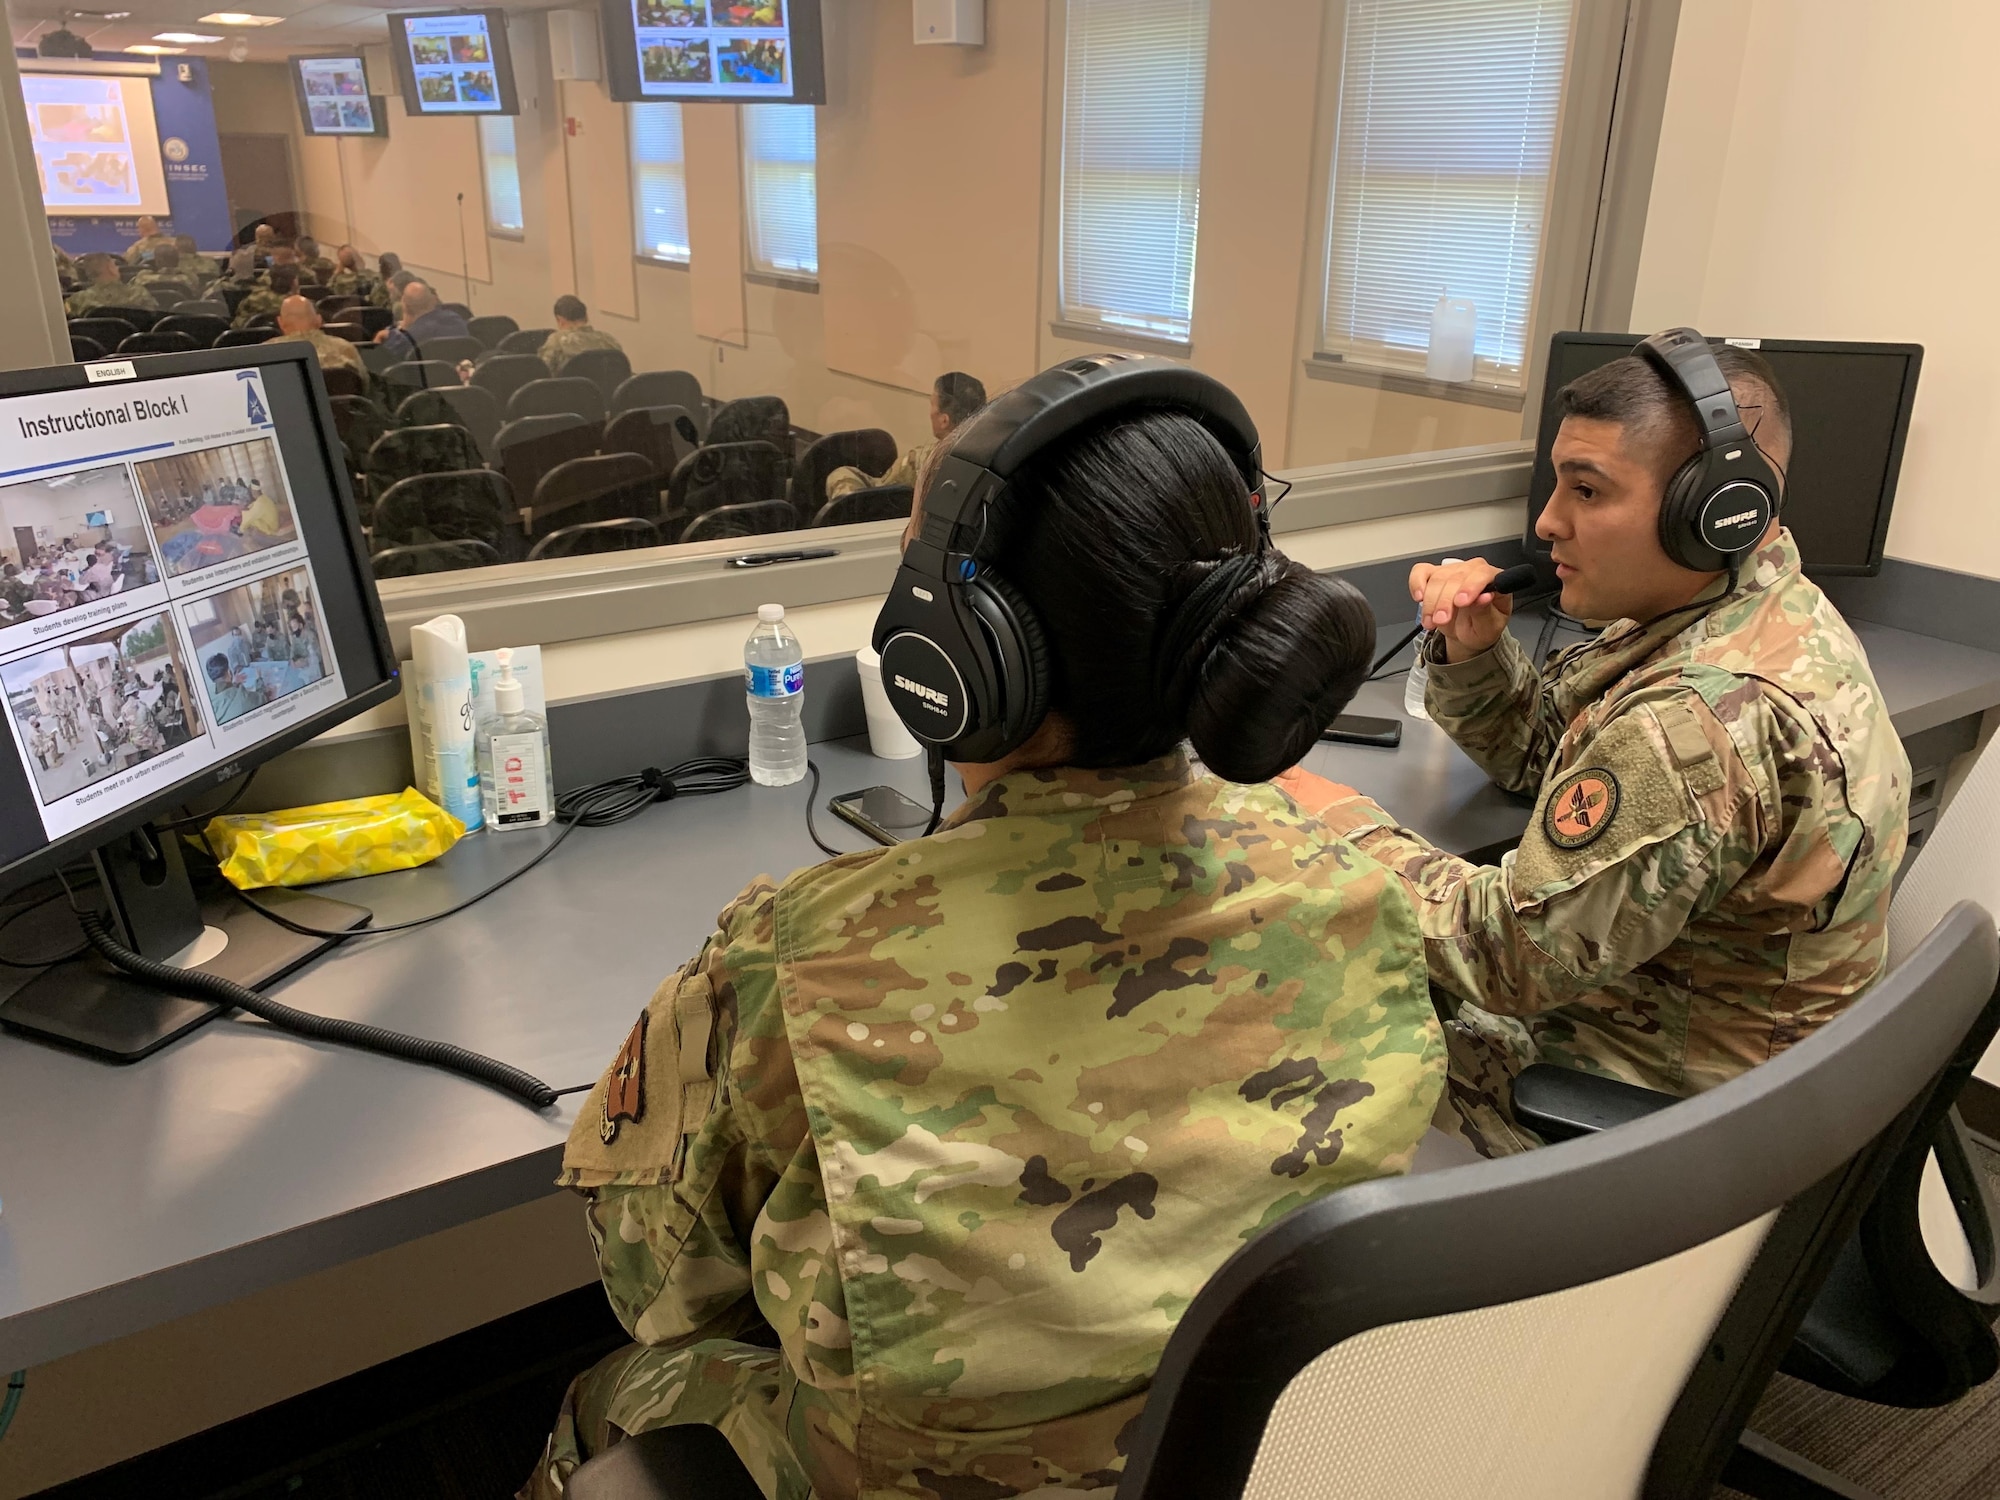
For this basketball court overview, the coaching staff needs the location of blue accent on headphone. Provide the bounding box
[958,559,977,581]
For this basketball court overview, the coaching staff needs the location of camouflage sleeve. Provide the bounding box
[557,878,792,1348]
[1316,689,1768,1015]
[877,443,926,490]
[1424,629,1570,796]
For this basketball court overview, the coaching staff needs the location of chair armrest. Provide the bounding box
[567,1423,764,1500]
[1511,1062,1681,1143]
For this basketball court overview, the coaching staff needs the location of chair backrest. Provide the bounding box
[329,395,391,483]
[508,375,607,425]
[470,352,549,412]
[526,451,660,535]
[467,313,519,348]
[394,388,469,432]
[812,483,914,529]
[155,313,228,345]
[365,424,484,495]
[440,301,474,321]
[298,283,332,304]
[601,405,696,481]
[117,330,198,356]
[356,306,393,337]
[213,327,274,349]
[562,346,634,402]
[789,428,898,513]
[320,321,367,346]
[216,284,250,315]
[370,538,504,578]
[244,311,278,330]
[677,498,798,545]
[707,394,790,452]
[498,326,554,356]
[68,317,131,349]
[610,369,705,422]
[666,440,789,522]
[318,294,363,318]
[1893,733,2000,970]
[495,414,601,513]
[358,341,398,376]
[68,335,105,363]
[319,365,369,400]
[431,384,503,463]
[383,358,461,395]
[414,334,484,367]
[169,299,229,318]
[94,304,162,332]
[525,517,662,561]
[144,279,195,307]
[1115,904,2000,1500]
[371,469,516,554]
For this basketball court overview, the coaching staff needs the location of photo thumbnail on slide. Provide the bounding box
[131,437,299,579]
[643,39,711,83]
[711,2,784,26]
[0,464,162,638]
[1,609,202,805]
[717,36,787,85]
[181,566,331,728]
[637,1,709,25]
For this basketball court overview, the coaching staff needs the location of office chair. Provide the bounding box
[602,406,697,484]
[789,428,897,517]
[468,313,519,348]
[676,498,797,545]
[525,453,659,538]
[811,484,915,528]
[563,348,634,404]
[154,313,228,346]
[498,326,555,356]
[565,904,1999,1500]
[68,335,104,363]
[525,517,662,561]
[664,441,788,529]
[116,330,198,356]
[611,370,705,425]
[495,414,602,515]
[472,353,550,414]
[364,424,483,500]
[509,376,608,426]
[371,470,518,560]
[212,328,275,350]
[415,335,484,367]
[369,538,504,578]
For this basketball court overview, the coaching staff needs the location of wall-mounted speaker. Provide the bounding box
[548,9,601,82]
[914,0,983,47]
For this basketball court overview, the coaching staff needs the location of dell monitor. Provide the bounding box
[0,343,400,1060]
[291,55,389,137]
[602,0,826,105]
[1526,333,1923,580]
[390,8,522,116]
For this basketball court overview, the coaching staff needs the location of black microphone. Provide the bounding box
[1487,563,1539,595]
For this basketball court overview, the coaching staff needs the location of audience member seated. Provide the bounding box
[172,234,216,287]
[133,244,188,294]
[259,240,305,287]
[271,294,364,375]
[329,244,380,301]
[65,253,153,316]
[250,223,277,266]
[124,214,173,265]
[295,233,336,284]
[375,281,471,361]
[50,241,74,284]
[231,264,298,329]
[373,252,405,309]
[827,371,986,502]
[538,295,623,376]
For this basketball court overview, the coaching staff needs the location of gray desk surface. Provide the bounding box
[2,610,1996,1372]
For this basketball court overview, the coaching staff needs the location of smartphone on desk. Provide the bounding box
[1320,714,1403,749]
[830,785,935,845]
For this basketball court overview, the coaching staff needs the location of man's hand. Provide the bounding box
[1408,556,1515,663]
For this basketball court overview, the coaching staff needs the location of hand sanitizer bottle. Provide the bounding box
[477,648,554,830]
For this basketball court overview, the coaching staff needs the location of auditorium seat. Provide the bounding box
[155,313,228,347]
[561,347,633,404]
[468,314,519,348]
[365,424,484,499]
[415,335,484,367]
[789,429,898,517]
[664,441,788,530]
[144,280,195,308]
[372,470,518,559]
[497,326,554,356]
[400,385,501,463]
[507,376,606,426]
[678,499,798,545]
[319,366,369,400]
[526,517,662,561]
[168,299,228,319]
[68,318,130,351]
[525,452,659,539]
[470,353,548,413]
[602,406,697,486]
[813,484,914,528]
[611,370,705,423]
[370,539,504,577]
[117,330,198,356]
[382,359,462,397]
[214,328,275,349]
[320,321,368,345]
[68,335,104,362]
[494,414,600,515]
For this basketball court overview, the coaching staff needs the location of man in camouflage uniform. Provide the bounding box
[826,372,986,506]
[295,234,336,285]
[1287,344,1909,1157]
[65,253,154,316]
[124,214,173,265]
[133,245,190,297]
[172,235,219,289]
[271,294,364,375]
[231,265,298,329]
[523,758,1443,1498]
[538,295,624,375]
[328,243,380,301]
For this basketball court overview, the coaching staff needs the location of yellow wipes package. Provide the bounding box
[204,788,465,889]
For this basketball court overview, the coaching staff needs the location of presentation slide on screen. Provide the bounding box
[22,70,171,215]
[296,57,378,134]
[401,12,505,113]
[631,1,795,98]
[0,368,345,840]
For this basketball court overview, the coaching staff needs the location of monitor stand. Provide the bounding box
[0,823,371,1063]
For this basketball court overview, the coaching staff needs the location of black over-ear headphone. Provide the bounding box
[1635,327,1783,573]
[871,353,1265,764]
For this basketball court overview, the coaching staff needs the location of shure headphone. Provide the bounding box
[1635,327,1783,573]
[871,353,1266,765]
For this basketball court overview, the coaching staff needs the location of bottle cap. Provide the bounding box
[758,603,784,623]
[493,646,525,716]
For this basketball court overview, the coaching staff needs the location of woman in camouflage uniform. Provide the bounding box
[525,388,1445,1500]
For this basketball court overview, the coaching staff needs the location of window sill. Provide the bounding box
[1048,319,1190,357]
[637,253,691,271]
[746,270,818,293]
[1303,355,1525,412]
[487,227,525,242]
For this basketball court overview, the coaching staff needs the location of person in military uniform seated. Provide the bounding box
[171,234,217,288]
[65,252,154,316]
[133,243,189,295]
[231,264,298,329]
[271,294,363,375]
[51,241,75,284]
[826,370,986,504]
[327,243,379,300]
[522,372,1445,1500]
[1285,337,1909,1159]
[124,214,172,265]
[537,295,623,375]
[294,233,336,284]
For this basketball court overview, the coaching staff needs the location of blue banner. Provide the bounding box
[21,54,235,257]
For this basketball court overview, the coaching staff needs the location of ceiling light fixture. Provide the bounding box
[154,30,224,42]
[197,11,284,24]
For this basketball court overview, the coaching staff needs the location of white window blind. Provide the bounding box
[1319,0,1572,384]
[630,102,690,263]
[741,104,817,279]
[1059,0,1209,343]
[478,114,523,235]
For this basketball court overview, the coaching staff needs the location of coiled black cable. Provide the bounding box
[555,755,749,827]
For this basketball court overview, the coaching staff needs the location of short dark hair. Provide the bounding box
[554,295,588,322]
[933,371,986,428]
[948,407,1375,782]
[77,252,118,281]
[1556,342,1791,479]
[267,265,299,295]
[151,244,179,269]
[206,654,229,681]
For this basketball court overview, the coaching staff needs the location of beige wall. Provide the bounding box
[1631,0,2000,578]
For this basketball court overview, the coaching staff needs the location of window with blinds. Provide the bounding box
[1319,0,1573,385]
[1059,0,1209,343]
[478,114,524,236]
[631,102,690,263]
[741,104,817,280]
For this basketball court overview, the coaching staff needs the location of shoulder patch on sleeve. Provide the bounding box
[1512,708,1698,903]
[1545,767,1620,848]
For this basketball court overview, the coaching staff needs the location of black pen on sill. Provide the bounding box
[728,548,840,569]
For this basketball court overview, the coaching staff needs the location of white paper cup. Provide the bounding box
[856,646,923,759]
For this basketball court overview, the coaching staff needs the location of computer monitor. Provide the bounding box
[0,344,400,1059]
[1525,333,1924,579]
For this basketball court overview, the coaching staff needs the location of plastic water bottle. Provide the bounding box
[745,603,807,786]
[1404,557,1462,722]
